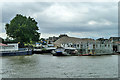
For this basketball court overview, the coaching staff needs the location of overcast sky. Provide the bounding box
[0,1,118,39]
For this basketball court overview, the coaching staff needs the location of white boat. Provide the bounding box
[0,43,33,56]
[52,47,78,56]
[33,47,42,54]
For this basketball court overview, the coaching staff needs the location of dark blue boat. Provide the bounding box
[0,50,33,56]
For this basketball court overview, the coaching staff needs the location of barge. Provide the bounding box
[0,43,33,56]
[0,50,32,56]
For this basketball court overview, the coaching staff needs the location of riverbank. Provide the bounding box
[33,51,120,56]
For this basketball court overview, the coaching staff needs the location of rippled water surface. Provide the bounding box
[0,54,118,78]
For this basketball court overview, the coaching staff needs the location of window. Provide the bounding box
[105,44,106,47]
[93,44,95,48]
[74,44,76,48]
[81,45,83,48]
[108,44,110,47]
[96,44,97,48]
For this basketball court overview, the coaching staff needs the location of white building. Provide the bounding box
[114,41,120,53]
[54,36,113,55]
[0,43,18,51]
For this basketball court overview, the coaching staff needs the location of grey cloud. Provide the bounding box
[2,2,53,23]
[40,22,117,34]
[1,2,118,38]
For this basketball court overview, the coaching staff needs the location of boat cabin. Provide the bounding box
[0,43,18,51]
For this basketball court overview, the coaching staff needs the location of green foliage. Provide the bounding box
[42,48,46,51]
[5,14,40,43]
[4,37,18,44]
[40,38,45,41]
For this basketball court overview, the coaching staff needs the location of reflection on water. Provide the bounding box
[1,54,118,78]
[0,57,2,79]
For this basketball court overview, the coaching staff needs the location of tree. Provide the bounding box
[5,14,40,43]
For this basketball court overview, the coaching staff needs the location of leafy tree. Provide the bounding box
[40,38,45,41]
[5,14,40,43]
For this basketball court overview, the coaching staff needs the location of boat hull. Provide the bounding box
[53,52,70,56]
[33,49,55,54]
[0,50,33,56]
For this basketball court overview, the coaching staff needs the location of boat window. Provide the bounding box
[70,50,75,51]
[74,44,76,48]
[56,48,64,52]
[105,44,106,47]
[96,44,97,48]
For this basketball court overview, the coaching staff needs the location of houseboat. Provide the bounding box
[0,43,33,56]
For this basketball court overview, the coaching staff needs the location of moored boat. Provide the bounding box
[0,50,32,56]
[33,46,56,54]
[0,43,33,56]
[33,47,42,54]
[51,47,78,56]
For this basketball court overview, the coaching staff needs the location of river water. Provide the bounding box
[0,54,118,78]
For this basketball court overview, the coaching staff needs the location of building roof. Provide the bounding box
[109,37,120,40]
[0,43,7,46]
[54,36,95,44]
[114,41,120,44]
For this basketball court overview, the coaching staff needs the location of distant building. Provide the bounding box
[59,34,68,38]
[48,36,59,43]
[95,40,113,54]
[114,41,120,53]
[54,36,94,47]
[47,34,68,43]
[96,38,109,44]
[54,36,93,54]
[54,36,113,55]
[109,37,120,53]
[109,37,120,42]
